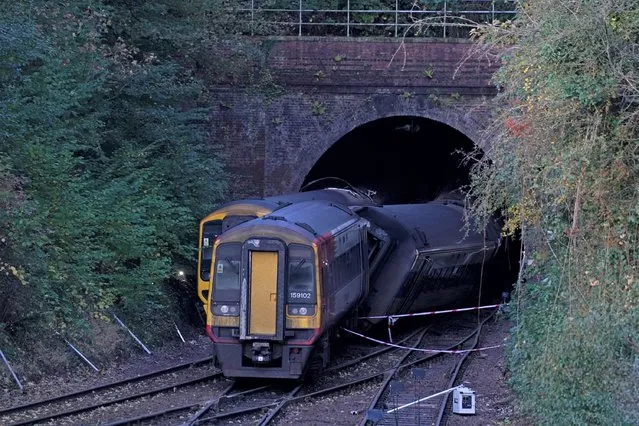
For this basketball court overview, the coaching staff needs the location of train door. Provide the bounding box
[239,239,286,341]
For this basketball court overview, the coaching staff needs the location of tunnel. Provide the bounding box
[301,115,521,301]
[301,115,477,204]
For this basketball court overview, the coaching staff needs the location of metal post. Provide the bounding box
[113,313,152,355]
[0,349,23,391]
[346,0,350,37]
[395,0,398,37]
[174,322,186,343]
[443,0,447,38]
[492,0,495,24]
[251,0,254,36]
[65,339,99,372]
[299,0,302,36]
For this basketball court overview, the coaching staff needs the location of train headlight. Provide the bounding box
[212,303,240,316]
[287,305,315,316]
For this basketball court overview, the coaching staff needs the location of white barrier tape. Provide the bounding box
[359,303,505,320]
[387,385,463,413]
[341,327,503,354]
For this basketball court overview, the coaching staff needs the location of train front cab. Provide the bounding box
[207,234,321,379]
[197,202,275,311]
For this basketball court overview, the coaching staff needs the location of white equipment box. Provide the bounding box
[452,386,476,415]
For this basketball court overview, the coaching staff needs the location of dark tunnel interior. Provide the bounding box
[302,115,521,300]
[302,116,477,204]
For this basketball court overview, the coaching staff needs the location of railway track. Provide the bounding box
[361,311,496,426]
[0,312,497,425]
[181,312,495,426]
[96,327,426,425]
[0,355,224,426]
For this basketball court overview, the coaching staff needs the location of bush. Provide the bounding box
[0,1,226,360]
[467,1,639,423]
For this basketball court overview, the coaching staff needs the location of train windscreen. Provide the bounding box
[287,244,315,304]
[213,243,241,301]
[200,220,222,281]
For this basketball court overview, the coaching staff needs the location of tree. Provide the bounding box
[1,0,226,355]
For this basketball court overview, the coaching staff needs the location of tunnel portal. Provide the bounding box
[301,116,478,204]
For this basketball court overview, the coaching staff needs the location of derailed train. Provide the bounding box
[196,187,376,309]
[200,193,501,379]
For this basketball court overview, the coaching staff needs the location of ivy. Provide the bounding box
[468,1,639,423]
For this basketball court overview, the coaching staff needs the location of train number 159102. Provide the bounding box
[289,292,312,299]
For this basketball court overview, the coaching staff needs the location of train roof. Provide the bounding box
[266,188,375,208]
[360,201,500,250]
[202,188,375,223]
[217,200,360,244]
[260,200,358,237]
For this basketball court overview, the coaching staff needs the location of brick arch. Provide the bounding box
[280,101,488,195]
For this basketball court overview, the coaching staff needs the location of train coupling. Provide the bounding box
[250,341,272,363]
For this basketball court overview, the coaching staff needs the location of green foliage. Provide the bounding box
[401,91,414,100]
[0,1,226,349]
[468,1,639,423]
[311,100,326,116]
[423,66,434,79]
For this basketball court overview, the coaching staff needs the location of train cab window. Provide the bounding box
[287,244,315,303]
[200,220,222,281]
[213,243,241,300]
[222,215,256,232]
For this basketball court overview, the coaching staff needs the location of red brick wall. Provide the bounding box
[210,37,497,200]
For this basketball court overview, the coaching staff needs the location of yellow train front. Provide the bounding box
[205,200,369,379]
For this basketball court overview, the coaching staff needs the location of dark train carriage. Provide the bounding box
[358,199,501,324]
[206,201,369,379]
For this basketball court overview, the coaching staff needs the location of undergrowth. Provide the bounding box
[465,1,639,424]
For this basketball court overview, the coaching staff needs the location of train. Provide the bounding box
[196,185,376,309]
[200,192,501,379]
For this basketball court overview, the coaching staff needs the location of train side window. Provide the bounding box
[367,232,381,262]
[213,243,241,301]
[200,220,222,281]
[288,244,315,304]
[331,242,362,291]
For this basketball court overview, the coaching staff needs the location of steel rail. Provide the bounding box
[197,326,477,425]
[433,310,497,426]
[100,384,271,426]
[102,402,202,426]
[182,381,236,426]
[196,328,427,423]
[0,355,215,416]
[107,329,424,426]
[238,8,514,14]
[359,327,433,426]
[257,326,431,425]
[358,313,494,425]
[8,371,223,426]
[256,383,304,426]
[324,326,425,373]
